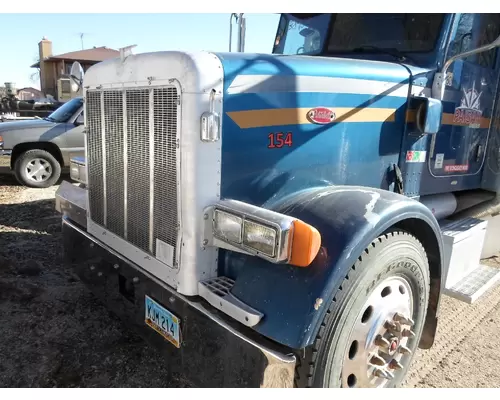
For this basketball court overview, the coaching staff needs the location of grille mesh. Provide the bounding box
[126,89,150,253]
[86,91,104,226]
[86,86,179,263]
[104,91,125,237]
[153,88,178,255]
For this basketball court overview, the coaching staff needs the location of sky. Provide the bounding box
[0,13,280,90]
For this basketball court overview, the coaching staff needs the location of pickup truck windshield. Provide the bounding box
[273,13,444,60]
[45,97,83,123]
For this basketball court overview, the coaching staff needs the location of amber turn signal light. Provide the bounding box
[289,219,321,267]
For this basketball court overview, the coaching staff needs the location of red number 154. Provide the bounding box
[268,132,293,148]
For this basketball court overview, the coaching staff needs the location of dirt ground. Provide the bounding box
[1,173,500,388]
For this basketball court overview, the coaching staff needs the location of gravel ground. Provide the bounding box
[1,174,500,388]
[0,174,188,388]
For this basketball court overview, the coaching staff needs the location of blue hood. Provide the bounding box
[215,52,432,92]
[213,52,433,207]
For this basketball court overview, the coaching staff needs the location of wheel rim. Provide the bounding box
[341,276,415,388]
[25,158,52,182]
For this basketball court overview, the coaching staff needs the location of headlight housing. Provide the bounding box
[204,199,321,267]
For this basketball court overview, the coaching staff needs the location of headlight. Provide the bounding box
[243,220,277,257]
[204,199,321,267]
[214,210,242,244]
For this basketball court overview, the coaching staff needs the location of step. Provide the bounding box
[198,276,264,327]
[440,217,488,293]
[442,263,500,304]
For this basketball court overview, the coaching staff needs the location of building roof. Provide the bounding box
[17,87,43,94]
[31,46,120,68]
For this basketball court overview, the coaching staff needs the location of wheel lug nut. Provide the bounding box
[399,345,412,355]
[373,367,394,380]
[402,328,415,338]
[394,312,414,326]
[389,359,403,370]
[375,335,390,348]
[385,320,401,332]
[370,354,386,366]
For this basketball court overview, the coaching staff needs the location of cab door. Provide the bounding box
[426,13,500,192]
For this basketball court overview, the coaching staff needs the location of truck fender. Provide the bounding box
[223,185,444,350]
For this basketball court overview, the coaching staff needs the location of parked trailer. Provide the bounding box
[55,13,500,387]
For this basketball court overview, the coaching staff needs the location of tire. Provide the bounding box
[13,149,62,188]
[295,230,430,388]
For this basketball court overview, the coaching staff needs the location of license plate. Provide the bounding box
[145,295,181,348]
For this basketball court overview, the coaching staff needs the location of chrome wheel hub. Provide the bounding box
[26,158,52,182]
[341,276,415,388]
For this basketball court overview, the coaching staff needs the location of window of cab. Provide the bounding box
[273,13,446,66]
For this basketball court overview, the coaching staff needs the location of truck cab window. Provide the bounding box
[45,97,83,123]
[273,13,444,65]
[273,14,330,55]
[327,14,443,53]
[448,13,500,69]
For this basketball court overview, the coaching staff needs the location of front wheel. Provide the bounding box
[13,149,62,188]
[296,230,430,388]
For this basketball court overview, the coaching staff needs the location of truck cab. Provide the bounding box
[56,13,500,388]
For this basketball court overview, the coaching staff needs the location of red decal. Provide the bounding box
[453,108,481,126]
[307,107,336,125]
[452,82,483,128]
[268,132,293,148]
[444,164,469,172]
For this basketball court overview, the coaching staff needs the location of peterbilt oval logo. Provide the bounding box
[307,107,336,124]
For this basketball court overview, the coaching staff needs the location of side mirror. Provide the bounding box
[75,113,84,126]
[411,96,443,135]
[432,34,500,100]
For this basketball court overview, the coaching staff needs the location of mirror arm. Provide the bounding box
[432,35,500,100]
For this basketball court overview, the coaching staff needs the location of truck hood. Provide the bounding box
[214,52,432,94]
[0,119,57,133]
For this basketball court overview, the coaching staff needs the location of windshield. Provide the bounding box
[273,14,445,58]
[46,97,83,123]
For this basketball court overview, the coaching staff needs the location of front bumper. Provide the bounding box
[0,148,12,169]
[57,182,296,388]
[69,156,86,184]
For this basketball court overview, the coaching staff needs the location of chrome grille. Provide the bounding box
[104,91,125,238]
[86,86,179,264]
[153,88,178,253]
[86,91,104,227]
[126,89,150,253]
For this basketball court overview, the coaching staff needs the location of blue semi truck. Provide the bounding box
[55,13,500,387]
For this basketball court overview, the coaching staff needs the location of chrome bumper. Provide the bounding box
[55,181,296,388]
[69,156,87,185]
[55,180,87,228]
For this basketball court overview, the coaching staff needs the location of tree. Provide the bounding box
[29,53,40,84]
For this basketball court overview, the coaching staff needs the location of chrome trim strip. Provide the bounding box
[226,74,429,97]
[174,84,182,269]
[148,88,155,253]
[62,216,296,368]
[100,90,107,226]
[123,90,128,240]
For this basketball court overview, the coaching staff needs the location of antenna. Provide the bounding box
[75,32,91,49]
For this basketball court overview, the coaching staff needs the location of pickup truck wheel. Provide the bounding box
[14,149,61,188]
[296,230,430,388]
